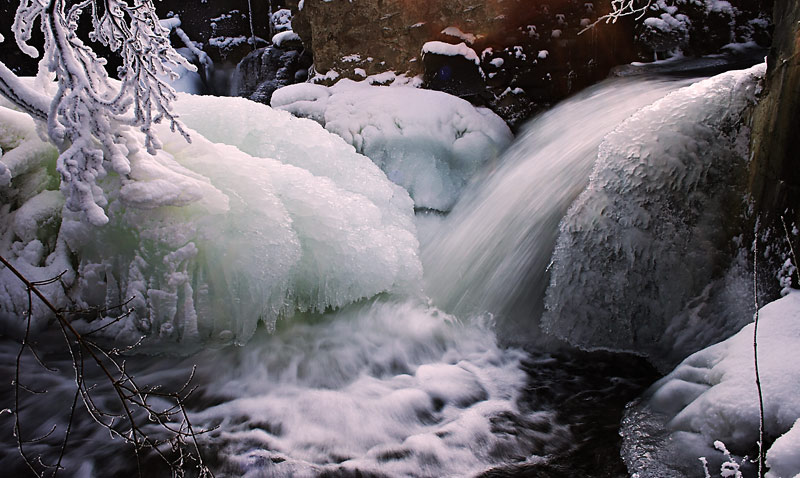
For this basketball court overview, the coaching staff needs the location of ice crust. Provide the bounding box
[622,291,800,478]
[0,94,421,347]
[271,79,512,211]
[543,63,765,364]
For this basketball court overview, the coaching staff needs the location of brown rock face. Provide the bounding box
[292,0,639,125]
[746,0,800,293]
[749,0,800,224]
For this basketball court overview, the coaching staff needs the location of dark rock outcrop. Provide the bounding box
[749,0,800,224]
[231,43,312,103]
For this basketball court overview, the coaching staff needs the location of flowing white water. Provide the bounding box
[421,75,694,344]
[2,62,760,477]
[0,301,575,477]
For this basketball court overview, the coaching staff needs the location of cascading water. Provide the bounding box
[421,75,694,344]
[0,55,767,478]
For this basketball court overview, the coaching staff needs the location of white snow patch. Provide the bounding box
[209,35,247,50]
[767,419,800,478]
[272,30,300,47]
[422,41,481,66]
[624,291,800,478]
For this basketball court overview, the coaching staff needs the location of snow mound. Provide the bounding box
[272,30,300,47]
[271,79,512,211]
[767,419,800,478]
[0,95,421,348]
[543,63,765,365]
[622,291,800,478]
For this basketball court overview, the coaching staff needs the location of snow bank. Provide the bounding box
[0,94,421,348]
[622,291,800,478]
[767,419,800,478]
[271,79,512,211]
[543,63,765,365]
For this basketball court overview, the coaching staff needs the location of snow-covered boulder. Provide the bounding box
[0,95,422,349]
[271,79,512,211]
[622,291,800,477]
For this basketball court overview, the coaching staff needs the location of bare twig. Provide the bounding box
[580,0,654,34]
[0,253,213,477]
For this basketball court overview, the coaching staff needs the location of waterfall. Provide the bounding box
[0,54,768,477]
[421,74,693,345]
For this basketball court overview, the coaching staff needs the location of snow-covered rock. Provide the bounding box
[622,291,800,478]
[767,419,800,478]
[421,41,481,66]
[271,79,512,211]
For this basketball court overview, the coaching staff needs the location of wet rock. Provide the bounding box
[231,44,312,104]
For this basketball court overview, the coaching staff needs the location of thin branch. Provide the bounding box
[1,252,214,477]
[752,225,766,478]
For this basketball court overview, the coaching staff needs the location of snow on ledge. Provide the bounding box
[440,26,477,45]
[272,30,301,47]
[422,41,481,66]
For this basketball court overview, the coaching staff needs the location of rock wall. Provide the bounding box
[749,0,800,226]
[293,0,640,125]
[292,0,771,126]
[746,0,800,295]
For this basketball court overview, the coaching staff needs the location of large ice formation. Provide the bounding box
[0,94,421,348]
[420,75,691,344]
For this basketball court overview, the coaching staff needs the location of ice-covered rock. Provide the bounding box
[0,94,422,348]
[622,291,800,478]
[543,63,765,366]
[271,79,512,211]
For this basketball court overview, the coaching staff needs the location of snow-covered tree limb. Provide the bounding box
[581,0,656,33]
[0,0,194,226]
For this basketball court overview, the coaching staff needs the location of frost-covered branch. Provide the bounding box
[1,0,193,226]
[580,0,656,33]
